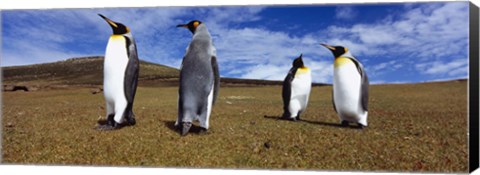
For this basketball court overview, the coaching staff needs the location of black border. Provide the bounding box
[469,2,479,173]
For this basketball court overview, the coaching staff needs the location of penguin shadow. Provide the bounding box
[97,119,108,125]
[263,115,362,129]
[162,120,209,135]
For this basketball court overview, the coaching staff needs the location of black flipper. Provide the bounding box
[282,67,297,118]
[360,72,369,111]
[211,56,220,105]
[123,36,140,124]
[332,89,337,113]
[177,58,186,126]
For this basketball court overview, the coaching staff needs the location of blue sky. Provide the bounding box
[1,2,470,84]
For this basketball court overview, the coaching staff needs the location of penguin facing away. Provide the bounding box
[176,20,220,136]
[282,54,312,121]
[321,44,369,128]
[97,14,139,130]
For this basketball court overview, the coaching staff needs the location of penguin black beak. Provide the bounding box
[98,14,118,29]
[299,54,304,65]
[181,122,192,136]
[98,14,107,20]
[176,24,188,28]
[320,43,336,51]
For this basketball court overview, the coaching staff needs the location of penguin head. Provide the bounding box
[177,20,203,34]
[293,54,304,68]
[321,43,349,58]
[98,14,130,35]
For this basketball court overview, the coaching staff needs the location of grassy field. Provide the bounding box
[2,80,468,173]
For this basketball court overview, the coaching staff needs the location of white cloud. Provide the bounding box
[1,8,191,67]
[2,39,85,66]
[1,10,101,66]
[415,58,468,76]
[369,60,402,74]
[239,57,332,83]
[320,2,468,83]
[215,28,299,64]
[240,64,289,80]
[323,2,468,59]
[370,80,386,85]
[307,58,333,83]
[204,6,264,28]
[211,25,333,82]
[335,6,357,20]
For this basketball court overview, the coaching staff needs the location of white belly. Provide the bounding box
[288,71,312,117]
[103,36,129,104]
[334,62,364,123]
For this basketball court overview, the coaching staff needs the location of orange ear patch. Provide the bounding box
[193,21,199,28]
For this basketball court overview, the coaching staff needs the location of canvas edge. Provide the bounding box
[469,1,480,173]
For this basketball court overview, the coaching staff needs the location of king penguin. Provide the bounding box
[175,20,220,136]
[97,14,139,130]
[321,44,369,128]
[281,54,312,121]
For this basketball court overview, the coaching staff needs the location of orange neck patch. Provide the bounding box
[296,67,310,75]
[334,57,354,68]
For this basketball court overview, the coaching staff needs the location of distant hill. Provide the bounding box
[221,77,328,87]
[2,56,328,90]
[2,56,179,87]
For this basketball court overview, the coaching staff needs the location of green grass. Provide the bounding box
[2,80,468,173]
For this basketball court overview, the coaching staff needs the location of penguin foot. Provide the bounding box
[295,116,301,121]
[126,116,136,126]
[198,128,208,135]
[357,123,366,129]
[180,122,192,136]
[96,115,122,131]
[96,122,121,131]
[285,117,297,122]
[341,120,349,127]
[280,115,297,121]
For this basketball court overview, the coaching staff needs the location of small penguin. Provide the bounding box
[281,54,312,121]
[176,20,220,136]
[97,14,139,130]
[321,44,369,128]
